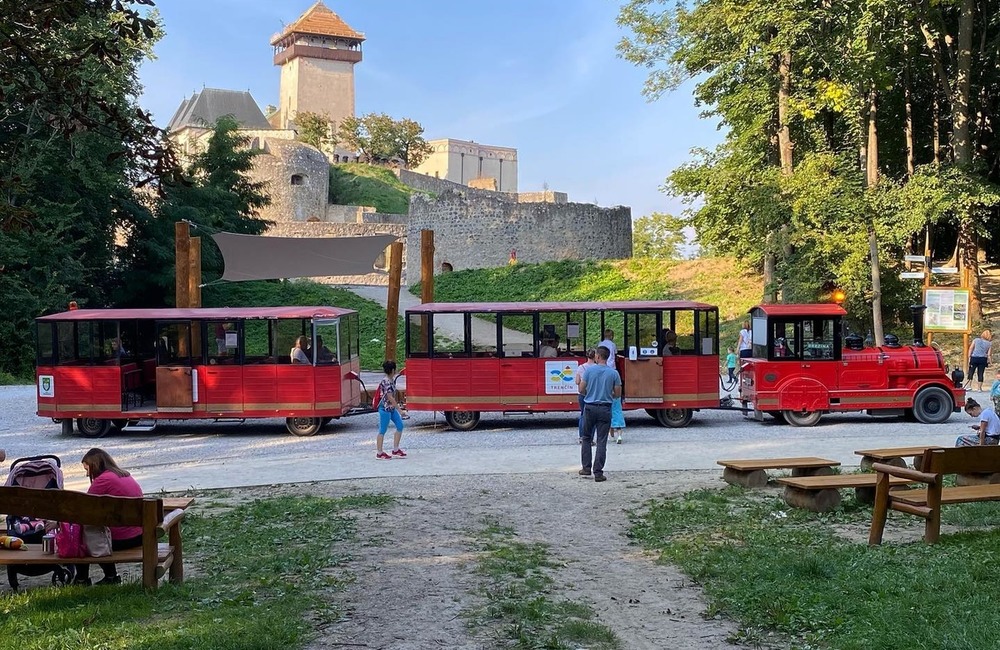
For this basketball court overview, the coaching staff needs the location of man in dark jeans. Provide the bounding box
[578,345,622,482]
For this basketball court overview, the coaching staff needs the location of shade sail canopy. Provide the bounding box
[212,232,397,282]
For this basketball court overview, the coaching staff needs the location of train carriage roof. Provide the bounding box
[405,300,716,313]
[37,306,356,321]
[750,304,847,317]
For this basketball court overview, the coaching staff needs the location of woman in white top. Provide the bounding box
[290,336,310,364]
[955,398,1000,446]
[737,321,752,358]
[967,330,993,391]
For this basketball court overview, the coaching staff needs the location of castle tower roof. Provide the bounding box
[167,88,271,132]
[270,2,365,46]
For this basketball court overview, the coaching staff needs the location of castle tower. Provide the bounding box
[270,2,364,131]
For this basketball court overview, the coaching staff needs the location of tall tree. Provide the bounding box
[338,112,432,167]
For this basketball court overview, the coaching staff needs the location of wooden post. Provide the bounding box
[174,222,190,308]
[385,241,404,362]
[188,237,202,308]
[420,229,434,304]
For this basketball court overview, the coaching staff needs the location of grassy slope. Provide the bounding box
[203,280,403,369]
[328,163,428,214]
[416,258,762,355]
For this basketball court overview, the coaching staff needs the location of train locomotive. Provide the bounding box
[740,303,965,426]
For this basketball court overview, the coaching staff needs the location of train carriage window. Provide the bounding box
[36,322,56,365]
[538,312,569,357]
[700,309,719,356]
[407,314,430,358]
[313,320,339,364]
[116,320,138,363]
[274,319,308,364]
[77,321,97,364]
[243,320,273,364]
[208,320,239,365]
[582,311,602,354]
[565,311,585,355]
[57,322,76,365]
[770,320,799,360]
[601,310,624,353]
[500,314,536,357]
[752,317,768,358]
[470,313,498,357]
[431,313,469,358]
[350,313,360,360]
[156,322,192,366]
[803,318,836,359]
[672,310,696,354]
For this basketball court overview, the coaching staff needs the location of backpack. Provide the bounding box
[371,383,383,409]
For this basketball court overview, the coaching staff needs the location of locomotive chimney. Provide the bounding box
[911,304,927,347]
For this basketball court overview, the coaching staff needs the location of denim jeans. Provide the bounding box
[581,403,612,476]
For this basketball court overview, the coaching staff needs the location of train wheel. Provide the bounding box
[654,408,693,428]
[286,417,321,436]
[77,418,111,438]
[912,386,953,424]
[783,410,822,427]
[444,410,481,431]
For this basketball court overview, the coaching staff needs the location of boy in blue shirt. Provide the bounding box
[991,369,1000,412]
[725,347,738,381]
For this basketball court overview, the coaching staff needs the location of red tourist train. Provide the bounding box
[34,307,365,437]
[739,303,965,426]
[402,300,722,430]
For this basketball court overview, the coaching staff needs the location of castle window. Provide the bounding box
[290,174,305,186]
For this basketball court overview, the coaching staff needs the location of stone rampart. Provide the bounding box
[518,191,568,204]
[325,204,375,222]
[405,190,631,283]
[265,221,406,286]
[396,168,516,201]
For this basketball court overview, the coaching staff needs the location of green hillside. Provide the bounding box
[414,258,763,354]
[328,163,428,214]
[203,280,402,369]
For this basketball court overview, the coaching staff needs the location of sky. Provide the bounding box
[138,0,724,220]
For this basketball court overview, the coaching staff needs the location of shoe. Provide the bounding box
[376,451,392,460]
[616,436,623,445]
[72,577,92,587]
[594,475,607,482]
[591,441,596,447]
[578,469,592,476]
[391,448,407,458]
[96,575,121,586]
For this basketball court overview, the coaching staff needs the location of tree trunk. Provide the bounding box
[904,43,916,178]
[770,50,794,304]
[933,96,941,163]
[865,87,884,344]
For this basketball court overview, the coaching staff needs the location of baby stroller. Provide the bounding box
[4,454,75,590]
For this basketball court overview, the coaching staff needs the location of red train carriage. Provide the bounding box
[739,304,964,426]
[35,307,364,437]
[403,300,721,430]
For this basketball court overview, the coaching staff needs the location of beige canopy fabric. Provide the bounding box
[212,232,397,281]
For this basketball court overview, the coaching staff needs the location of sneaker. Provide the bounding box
[594,474,607,482]
[96,575,122,586]
[391,448,407,458]
[578,469,592,476]
[376,451,392,460]
[616,435,623,445]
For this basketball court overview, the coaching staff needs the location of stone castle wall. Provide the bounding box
[517,191,568,204]
[405,190,631,282]
[396,168,516,201]
[253,138,330,224]
[265,221,406,286]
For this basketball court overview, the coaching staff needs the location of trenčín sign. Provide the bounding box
[544,361,580,394]
[923,288,971,333]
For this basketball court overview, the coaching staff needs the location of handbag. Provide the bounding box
[55,522,87,558]
[83,525,112,557]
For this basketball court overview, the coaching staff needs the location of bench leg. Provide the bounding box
[791,466,835,478]
[722,467,768,488]
[868,473,891,545]
[169,525,184,584]
[782,486,841,513]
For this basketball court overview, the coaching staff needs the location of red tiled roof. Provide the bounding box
[271,2,364,44]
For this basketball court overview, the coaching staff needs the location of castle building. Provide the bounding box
[412,138,519,193]
[269,2,364,132]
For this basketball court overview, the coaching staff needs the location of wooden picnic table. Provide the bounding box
[717,457,840,488]
[854,446,941,471]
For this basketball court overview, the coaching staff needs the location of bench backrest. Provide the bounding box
[921,446,1000,475]
[0,486,162,528]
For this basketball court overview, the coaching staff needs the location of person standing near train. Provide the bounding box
[967,330,993,392]
[736,321,753,359]
[577,345,622,482]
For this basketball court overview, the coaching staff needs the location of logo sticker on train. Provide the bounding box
[545,361,580,394]
[38,375,54,398]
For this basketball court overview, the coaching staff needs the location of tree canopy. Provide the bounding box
[338,112,433,168]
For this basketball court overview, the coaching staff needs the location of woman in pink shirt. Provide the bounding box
[73,448,144,586]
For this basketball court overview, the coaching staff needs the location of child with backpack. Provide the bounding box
[375,360,407,460]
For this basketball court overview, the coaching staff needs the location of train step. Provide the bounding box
[212,418,246,424]
[121,419,157,432]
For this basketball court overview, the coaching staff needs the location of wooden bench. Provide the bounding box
[0,486,188,590]
[854,446,941,471]
[777,474,914,512]
[717,457,840,488]
[869,446,1000,544]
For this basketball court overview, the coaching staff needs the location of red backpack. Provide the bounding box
[371,384,383,409]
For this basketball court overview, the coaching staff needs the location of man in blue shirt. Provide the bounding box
[578,345,622,482]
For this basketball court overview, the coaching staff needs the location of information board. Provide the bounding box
[923,288,971,332]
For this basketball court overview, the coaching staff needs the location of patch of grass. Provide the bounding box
[629,486,1000,649]
[328,163,429,214]
[413,258,761,360]
[467,517,620,650]
[203,278,402,369]
[0,369,32,385]
[0,493,394,650]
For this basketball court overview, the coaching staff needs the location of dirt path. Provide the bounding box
[304,470,743,650]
